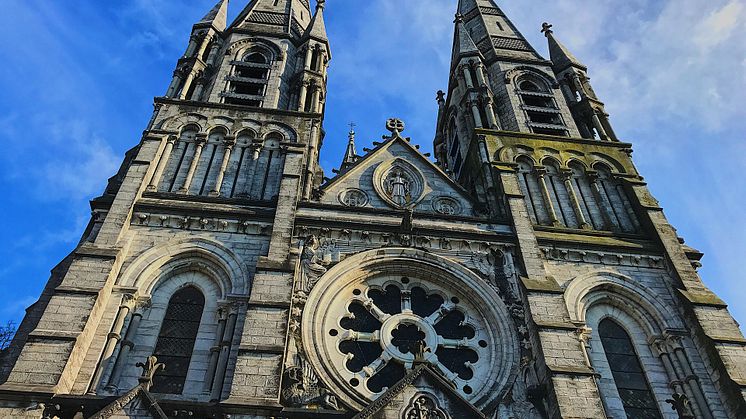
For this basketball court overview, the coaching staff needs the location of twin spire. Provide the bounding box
[542,22,586,72]
[196,0,229,32]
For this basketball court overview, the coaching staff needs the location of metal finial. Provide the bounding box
[541,22,553,37]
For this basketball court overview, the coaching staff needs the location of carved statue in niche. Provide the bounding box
[282,235,339,411]
[299,235,327,293]
[386,169,412,207]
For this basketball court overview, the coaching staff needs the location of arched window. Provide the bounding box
[594,164,640,233]
[517,76,567,136]
[544,160,578,228]
[446,118,463,176]
[516,157,548,225]
[225,50,271,107]
[159,125,199,193]
[598,319,662,419]
[569,161,603,230]
[151,286,205,394]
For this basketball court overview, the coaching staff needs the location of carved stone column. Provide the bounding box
[468,100,483,128]
[474,62,487,87]
[106,299,150,390]
[166,70,184,98]
[211,304,239,401]
[298,81,309,112]
[304,45,313,69]
[203,306,228,393]
[185,34,201,58]
[210,135,236,196]
[147,135,178,192]
[587,172,615,231]
[178,71,197,100]
[178,133,207,194]
[483,96,499,130]
[310,85,321,113]
[561,170,591,229]
[670,338,713,419]
[462,64,475,88]
[205,39,222,65]
[88,294,136,393]
[536,168,561,226]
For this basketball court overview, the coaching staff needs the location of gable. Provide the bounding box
[354,365,485,419]
[321,138,480,217]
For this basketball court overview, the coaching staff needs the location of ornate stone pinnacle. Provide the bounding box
[541,22,553,37]
[385,118,405,138]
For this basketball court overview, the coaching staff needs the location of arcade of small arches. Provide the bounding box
[145,123,296,200]
[514,155,641,233]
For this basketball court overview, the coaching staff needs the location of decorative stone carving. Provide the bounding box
[373,159,425,209]
[282,236,339,411]
[301,249,519,410]
[403,394,450,419]
[339,188,369,207]
[135,356,165,392]
[433,196,462,215]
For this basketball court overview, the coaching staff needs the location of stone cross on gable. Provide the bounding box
[386,118,406,138]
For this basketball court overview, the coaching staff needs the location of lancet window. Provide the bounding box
[151,286,205,394]
[598,319,662,419]
[447,118,463,177]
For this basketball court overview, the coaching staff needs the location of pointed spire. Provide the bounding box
[196,0,229,31]
[304,0,329,43]
[453,13,481,59]
[543,23,586,72]
[340,122,358,171]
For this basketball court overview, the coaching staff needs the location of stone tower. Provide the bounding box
[1,1,745,418]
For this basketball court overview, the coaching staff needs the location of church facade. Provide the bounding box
[1,0,745,418]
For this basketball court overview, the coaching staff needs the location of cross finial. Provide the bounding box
[386,118,406,138]
[348,122,356,134]
[541,22,553,37]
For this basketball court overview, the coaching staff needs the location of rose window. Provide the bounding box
[302,249,518,410]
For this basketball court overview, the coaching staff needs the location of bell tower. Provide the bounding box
[0,0,332,410]
[433,1,746,417]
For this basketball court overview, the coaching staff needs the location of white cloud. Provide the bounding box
[694,1,744,50]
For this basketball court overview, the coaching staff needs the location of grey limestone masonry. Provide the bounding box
[1,0,745,418]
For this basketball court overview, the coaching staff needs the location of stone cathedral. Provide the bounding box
[1,0,745,418]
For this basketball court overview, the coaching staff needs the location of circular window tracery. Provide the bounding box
[302,249,518,410]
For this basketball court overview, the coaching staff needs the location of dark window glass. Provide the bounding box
[526,111,562,125]
[519,80,540,92]
[233,82,264,96]
[245,52,267,64]
[236,67,269,79]
[151,286,205,394]
[599,319,662,419]
[225,97,262,107]
[523,95,555,108]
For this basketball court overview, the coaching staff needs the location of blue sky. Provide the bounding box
[0,0,744,328]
